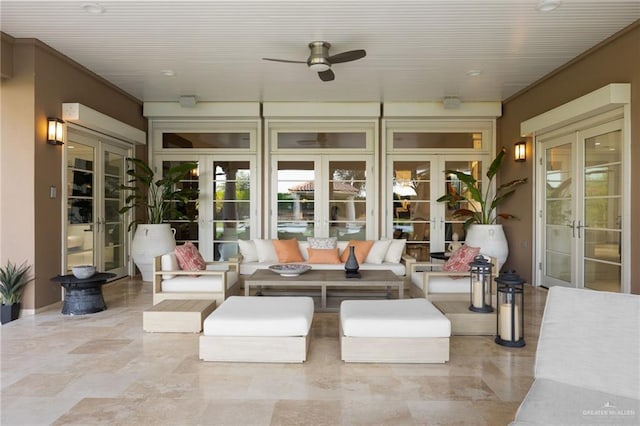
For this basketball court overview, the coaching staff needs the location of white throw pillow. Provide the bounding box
[384,239,406,263]
[365,240,392,264]
[254,239,278,263]
[307,237,337,249]
[161,253,180,280]
[237,239,258,262]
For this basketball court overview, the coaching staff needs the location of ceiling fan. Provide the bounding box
[262,41,366,82]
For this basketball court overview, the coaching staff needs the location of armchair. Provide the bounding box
[152,254,241,306]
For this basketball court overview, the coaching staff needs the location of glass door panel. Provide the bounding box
[162,160,200,247]
[582,129,622,292]
[276,160,316,240]
[213,161,251,260]
[66,143,95,271]
[328,161,367,241]
[443,160,482,246]
[102,148,127,274]
[542,138,574,287]
[392,161,432,260]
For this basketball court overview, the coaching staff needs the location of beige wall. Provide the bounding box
[0,35,145,310]
[498,21,640,294]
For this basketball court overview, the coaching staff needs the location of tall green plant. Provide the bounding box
[119,158,198,230]
[437,148,528,226]
[0,260,33,304]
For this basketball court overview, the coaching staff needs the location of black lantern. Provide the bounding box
[495,271,526,347]
[469,255,493,313]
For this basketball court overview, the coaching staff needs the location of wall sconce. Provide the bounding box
[47,118,64,145]
[514,141,526,162]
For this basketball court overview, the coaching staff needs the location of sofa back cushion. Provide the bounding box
[535,286,640,399]
[273,238,304,263]
[161,253,180,280]
[308,237,337,249]
[366,240,392,264]
[238,239,258,262]
[254,239,278,263]
[384,239,406,263]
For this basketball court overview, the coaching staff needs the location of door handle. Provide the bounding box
[567,220,575,238]
[575,220,582,238]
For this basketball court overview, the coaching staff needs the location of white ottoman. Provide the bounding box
[199,296,314,363]
[340,298,451,363]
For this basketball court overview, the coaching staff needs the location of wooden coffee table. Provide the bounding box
[143,299,216,333]
[244,269,404,312]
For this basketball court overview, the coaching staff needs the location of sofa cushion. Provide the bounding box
[443,245,480,272]
[411,273,470,293]
[273,238,304,263]
[160,253,180,280]
[307,248,342,264]
[307,237,337,249]
[254,239,278,263]
[384,239,406,263]
[237,239,258,262]
[174,242,206,271]
[340,240,374,264]
[366,240,392,264]
[161,271,238,292]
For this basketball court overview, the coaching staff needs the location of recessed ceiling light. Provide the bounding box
[536,0,561,12]
[160,70,175,77]
[81,2,105,14]
[466,70,482,77]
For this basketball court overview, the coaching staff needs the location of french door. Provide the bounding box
[540,119,624,292]
[387,155,488,260]
[65,128,130,278]
[271,155,373,240]
[156,154,258,261]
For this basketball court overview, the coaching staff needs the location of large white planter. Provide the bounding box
[131,224,176,281]
[464,224,509,270]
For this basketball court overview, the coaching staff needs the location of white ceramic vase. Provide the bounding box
[131,224,176,281]
[464,224,508,270]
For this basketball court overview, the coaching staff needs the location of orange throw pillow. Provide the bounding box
[272,238,304,263]
[307,248,342,264]
[340,240,374,264]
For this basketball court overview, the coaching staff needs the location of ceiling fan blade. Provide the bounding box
[318,69,335,82]
[327,49,366,64]
[262,58,306,64]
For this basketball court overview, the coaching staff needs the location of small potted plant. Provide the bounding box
[0,260,33,324]
[437,147,528,268]
[119,158,198,281]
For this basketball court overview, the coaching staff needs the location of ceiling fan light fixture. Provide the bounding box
[536,0,561,12]
[309,63,330,72]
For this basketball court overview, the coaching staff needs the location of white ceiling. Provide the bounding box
[2,0,639,103]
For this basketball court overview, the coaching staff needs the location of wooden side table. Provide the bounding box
[50,272,115,315]
[432,300,496,336]
[143,299,217,333]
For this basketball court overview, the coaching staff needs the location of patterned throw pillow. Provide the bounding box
[273,239,304,263]
[443,245,481,272]
[174,242,206,271]
[307,237,337,249]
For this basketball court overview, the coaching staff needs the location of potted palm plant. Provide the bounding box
[119,158,198,281]
[437,147,528,268]
[0,260,33,324]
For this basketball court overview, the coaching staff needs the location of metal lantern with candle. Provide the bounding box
[469,255,493,313]
[495,271,526,347]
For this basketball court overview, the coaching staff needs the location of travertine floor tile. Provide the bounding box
[0,278,548,425]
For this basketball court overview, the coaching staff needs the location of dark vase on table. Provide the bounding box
[345,246,360,278]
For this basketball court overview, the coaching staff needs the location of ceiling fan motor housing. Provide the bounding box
[308,41,331,71]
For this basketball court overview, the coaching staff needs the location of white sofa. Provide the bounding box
[152,254,241,306]
[237,239,411,279]
[511,286,640,425]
